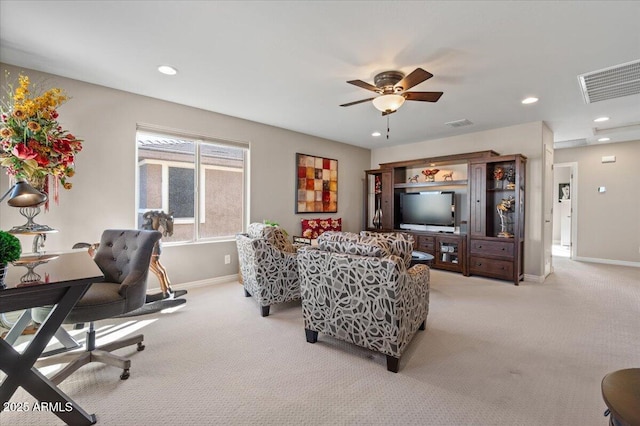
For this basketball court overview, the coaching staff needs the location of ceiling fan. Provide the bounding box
[340,68,443,115]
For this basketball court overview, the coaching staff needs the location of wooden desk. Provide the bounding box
[0,251,104,425]
[602,368,640,426]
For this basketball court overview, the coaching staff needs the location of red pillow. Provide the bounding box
[301,218,342,239]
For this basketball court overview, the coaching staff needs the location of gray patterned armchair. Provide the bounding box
[297,232,429,372]
[236,223,300,316]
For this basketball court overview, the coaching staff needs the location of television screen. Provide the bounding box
[400,192,455,226]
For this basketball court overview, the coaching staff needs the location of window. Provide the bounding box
[137,129,247,243]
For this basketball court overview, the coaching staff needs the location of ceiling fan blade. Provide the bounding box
[396,68,433,91]
[346,79,380,92]
[340,97,376,107]
[403,91,444,102]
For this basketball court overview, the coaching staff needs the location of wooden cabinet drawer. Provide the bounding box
[469,239,514,258]
[416,235,435,252]
[469,256,513,279]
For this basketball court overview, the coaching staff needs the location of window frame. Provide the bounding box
[135,127,249,243]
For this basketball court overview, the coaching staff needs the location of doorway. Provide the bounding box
[552,162,577,259]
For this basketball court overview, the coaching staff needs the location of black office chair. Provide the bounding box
[33,229,161,383]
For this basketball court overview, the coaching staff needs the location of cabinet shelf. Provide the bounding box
[394,179,468,189]
[487,188,516,192]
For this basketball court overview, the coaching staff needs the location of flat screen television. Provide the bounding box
[399,191,455,227]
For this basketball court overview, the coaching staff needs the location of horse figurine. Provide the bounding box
[422,169,439,182]
[442,171,454,181]
[408,175,420,183]
[140,211,184,299]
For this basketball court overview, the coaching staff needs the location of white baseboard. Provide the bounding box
[147,274,239,293]
[574,257,640,268]
[523,274,545,283]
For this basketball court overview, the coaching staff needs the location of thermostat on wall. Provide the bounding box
[598,187,606,193]
[601,156,616,163]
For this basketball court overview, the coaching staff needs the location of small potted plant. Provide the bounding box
[0,230,21,288]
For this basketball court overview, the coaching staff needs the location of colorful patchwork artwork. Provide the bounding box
[295,153,338,213]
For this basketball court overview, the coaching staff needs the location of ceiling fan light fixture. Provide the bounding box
[372,94,405,113]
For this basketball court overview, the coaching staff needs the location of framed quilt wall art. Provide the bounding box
[296,153,338,213]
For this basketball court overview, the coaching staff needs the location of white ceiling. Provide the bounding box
[1,1,639,150]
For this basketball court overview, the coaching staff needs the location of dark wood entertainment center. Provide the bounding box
[365,150,526,284]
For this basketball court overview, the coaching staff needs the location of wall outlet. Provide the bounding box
[224,254,231,264]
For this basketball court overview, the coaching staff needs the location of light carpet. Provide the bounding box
[2,256,639,425]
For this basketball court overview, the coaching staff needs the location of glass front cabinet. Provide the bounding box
[468,155,526,284]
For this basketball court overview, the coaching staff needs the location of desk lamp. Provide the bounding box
[1,179,55,253]
[0,179,48,207]
[0,179,53,235]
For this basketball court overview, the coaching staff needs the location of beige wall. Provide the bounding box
[554,140,640,265]
[371,121,550,280]
[0,64,371,287]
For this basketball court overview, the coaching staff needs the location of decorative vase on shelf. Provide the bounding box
[373,209,383,229]
[372,200,383,229]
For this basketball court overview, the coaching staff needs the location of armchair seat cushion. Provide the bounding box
[62,282,128,323]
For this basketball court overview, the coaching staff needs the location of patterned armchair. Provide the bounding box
[236,223,300,317]
[297,232,429,372]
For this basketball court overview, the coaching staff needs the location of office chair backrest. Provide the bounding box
[93,229,162,309]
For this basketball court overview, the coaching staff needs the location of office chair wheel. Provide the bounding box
[137,342,145,351]
[120,369,130,380]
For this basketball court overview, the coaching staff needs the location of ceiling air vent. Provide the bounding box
[578,59,640,103]
[445,119,473,128]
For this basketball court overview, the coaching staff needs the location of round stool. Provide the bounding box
[601,368,640,426]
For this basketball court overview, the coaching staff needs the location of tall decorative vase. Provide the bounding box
[372,200,383,229]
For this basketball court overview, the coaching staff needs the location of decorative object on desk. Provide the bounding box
[493,166,505,189]
[0,178,52,232]
[0,72,83,202]
[295,153,338,213]
[505,167,516,189]
[496,196,515,238]
[422,168,439,182]
[407,175,419,183]
[0,230,21,288]
[442,171,454,181]
[559,182,570,201]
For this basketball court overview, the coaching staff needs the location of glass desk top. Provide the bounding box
[2,251,103,293]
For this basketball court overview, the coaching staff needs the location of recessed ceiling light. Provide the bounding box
[372,131,381,137]
[521,97,538,104]
[158,65,178,75]
[594,116,610,122]
[597,137,611,142]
